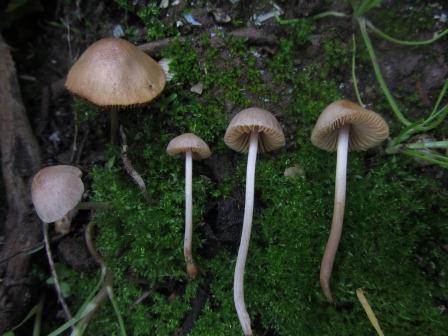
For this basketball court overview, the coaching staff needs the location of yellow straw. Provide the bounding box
[356,288,385,336]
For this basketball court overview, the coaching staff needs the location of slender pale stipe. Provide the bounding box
[234,131,258,336]
[320,124,350,302]
[184,150,197,278]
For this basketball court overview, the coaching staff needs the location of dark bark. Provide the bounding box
[0,34,42,333]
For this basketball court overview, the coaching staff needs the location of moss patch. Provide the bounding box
[63,4,448,335]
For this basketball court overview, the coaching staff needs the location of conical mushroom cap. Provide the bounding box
[31,165,84,223]
[224,107,285,153]
[65,38,166,108]
[166,133,211,160]
[311,100,389,152]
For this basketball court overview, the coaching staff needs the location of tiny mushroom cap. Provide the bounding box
[224,107,285,153]
[31,165,84,223]
[311,100,389,152]
[65,37,166,108]
[166,133,212,160]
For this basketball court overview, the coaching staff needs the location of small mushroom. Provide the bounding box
[65,37,166,143]
[224,107,285,336]
[167,133,211,279]
[311,100,389,302]
[31,165,85,324]
[32,165,84,233]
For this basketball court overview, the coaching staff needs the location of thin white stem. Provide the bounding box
[320,125,350,302]
[43,222,74,324]
[234,131,258,336]
[184,150,198,279]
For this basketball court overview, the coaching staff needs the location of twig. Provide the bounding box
[43,222,73,323]
[120,126,149,202]
[138,28,278,56]
[0,233,67,265]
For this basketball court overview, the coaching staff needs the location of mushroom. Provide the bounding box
[31,165,85,323]
[65,37,166,143]
[224,107,285,336]
[32,165,84,234]
[166,133,211,279]
[311,100,389,302]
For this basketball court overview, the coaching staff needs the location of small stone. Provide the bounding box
[159,0,169,9]
[183,13,202,26]
[211,8,231,23]
[284,165,305,178]
[190,82,204,95]
[112,24,125,38]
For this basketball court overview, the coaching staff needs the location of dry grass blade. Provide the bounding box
[356,288,385,336]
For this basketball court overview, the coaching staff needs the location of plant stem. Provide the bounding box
[431,80,448,116]
[366,20,448,46]
[358,18,411,126]
[33,296,45,336]
[320,125,350,303]
[275,11,347,25]
[402,149,448,168]
[43,222,74,325]
[234,131,258,336]
[76,202,111,210]
[110,109,119,145]
[184,150,198,279]
[351,34,364,106]
[406,140,448,150]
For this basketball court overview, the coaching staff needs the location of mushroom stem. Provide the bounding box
[184,149,198,279]
[54,214,71,234]
[43,222,74,324]
[234,130,258,336]
[320,124,350,302]
[110,109,119,144]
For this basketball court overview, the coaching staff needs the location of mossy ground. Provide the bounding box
[62,2,448,335]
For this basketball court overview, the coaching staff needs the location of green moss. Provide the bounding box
[63,9,448,336]
[73,99,101,124]
[371,1,437,39]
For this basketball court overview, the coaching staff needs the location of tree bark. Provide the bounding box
[0,34,42,333]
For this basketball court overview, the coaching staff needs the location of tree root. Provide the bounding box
[0,34,42,333]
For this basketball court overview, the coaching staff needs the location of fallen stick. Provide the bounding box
[138,27,277,56]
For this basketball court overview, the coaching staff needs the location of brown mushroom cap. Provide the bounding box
[31,165,84,223]
[65,38,166,108]
[224,107,285,153]
[166,133,212,160]
[311,100,389,152]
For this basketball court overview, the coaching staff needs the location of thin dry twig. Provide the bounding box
[138,27,277,56]
[356,288,385,336]
[42,222,73,322]
[120,126,149,202]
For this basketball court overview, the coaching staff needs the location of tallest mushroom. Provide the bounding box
[225,107,285,336]
[311,100,389,302]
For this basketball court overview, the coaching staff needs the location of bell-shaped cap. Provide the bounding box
[65,38,166,108]
[31,165,84,223]
[311,100,389,152]
[166,133,211,160]
[224,107,285,153]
